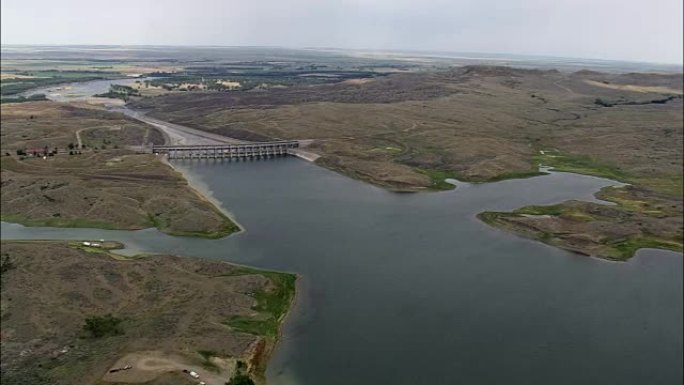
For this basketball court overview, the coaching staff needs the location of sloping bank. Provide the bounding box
[0,151,240,239]
[0,101,240,239]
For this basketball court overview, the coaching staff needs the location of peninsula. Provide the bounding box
[0,240,295,385]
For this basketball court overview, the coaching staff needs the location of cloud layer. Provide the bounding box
[2,0,682,64]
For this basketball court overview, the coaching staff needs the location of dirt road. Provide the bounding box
[117,107,244,146]
[102,351,234,385]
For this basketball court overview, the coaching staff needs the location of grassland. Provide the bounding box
[483,147,683,260]
[223,267,296,338]
[0,240,295,385]
[0,101,239,238]
[132,67,681,190]
[479,184,683,260]
[131,65,683,257]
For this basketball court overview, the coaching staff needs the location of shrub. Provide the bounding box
[83,314,123,338]
[226,374,255,385]
[1,255,15,275]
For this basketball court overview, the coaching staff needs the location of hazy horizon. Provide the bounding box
[2,0,683,65]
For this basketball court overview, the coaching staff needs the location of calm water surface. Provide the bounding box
[22,77,156,101]
[2,157,682,385]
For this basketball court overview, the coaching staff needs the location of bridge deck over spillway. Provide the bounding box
[152,141,300,159]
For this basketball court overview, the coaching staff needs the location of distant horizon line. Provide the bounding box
[1,43,682,67]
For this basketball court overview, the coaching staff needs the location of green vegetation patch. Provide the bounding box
[477,210,556,242]
[223,267,296,338]
[476,211,506,224]
[514,205,564,216]
[95,84,141,101]
[484,170,548,182]
[147,210,240,239]
[604,237,684,261]
[83,314,124,338]
[481,204,594,221]
[478,205,683,260]
[595,186,680,217]
[418,166,546,191]
[416,169,458,191]
[535,150,627,182]
[227,374,256,385]
[630,176,684,198]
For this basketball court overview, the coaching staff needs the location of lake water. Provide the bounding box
[2,157,682,385]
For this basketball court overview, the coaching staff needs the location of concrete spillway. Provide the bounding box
[152,141,300,159]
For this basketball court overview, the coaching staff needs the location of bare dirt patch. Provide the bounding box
[343,78,374,85]
[583,79,683,94]
[216,80,241,89]
[102,351,232,385]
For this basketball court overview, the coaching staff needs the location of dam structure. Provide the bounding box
[152,141,300,159]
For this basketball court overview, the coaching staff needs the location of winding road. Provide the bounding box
[115,107,244,146]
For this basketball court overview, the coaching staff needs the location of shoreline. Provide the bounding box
[248,272,301,384]
[160,155,246,235]
[477,210,684,261]
[267,271,302,377]
[218,261,300,384]
[0,152,242,239]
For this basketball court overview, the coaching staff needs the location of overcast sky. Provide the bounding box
[2,0,682,64]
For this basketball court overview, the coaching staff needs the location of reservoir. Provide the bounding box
[21,77,156,102]
[2,157,682,385]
